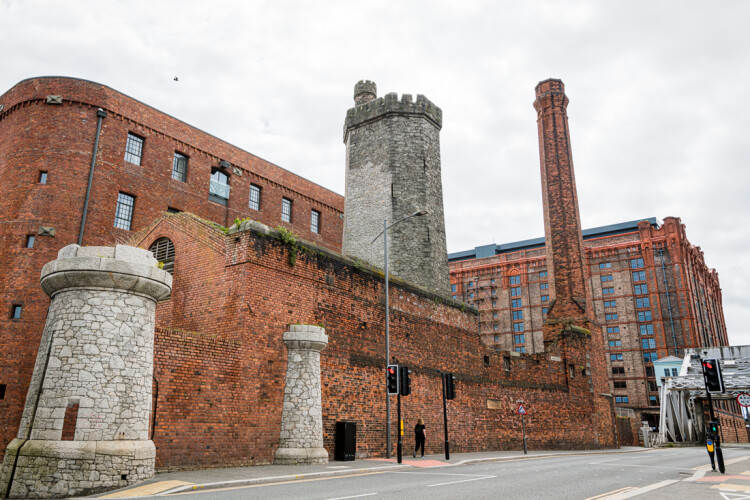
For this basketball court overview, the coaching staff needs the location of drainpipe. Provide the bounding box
[78,108,107,245]
[658,249,679,355]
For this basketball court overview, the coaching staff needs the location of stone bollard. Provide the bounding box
[0,244,171,499]
[274,325,329,465]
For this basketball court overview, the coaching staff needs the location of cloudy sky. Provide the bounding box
[2,1,748,344]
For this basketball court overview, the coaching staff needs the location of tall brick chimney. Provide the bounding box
[533,78,590,322]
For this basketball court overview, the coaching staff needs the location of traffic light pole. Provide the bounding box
[442,373,450,460]
[705,389,725,473]
[384,220,391,459]
[397,391,403,464]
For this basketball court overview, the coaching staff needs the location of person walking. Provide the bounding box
[413,417,426,458]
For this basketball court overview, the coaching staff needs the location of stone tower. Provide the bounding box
[534,79,616,447]
[0,244,171,498]
[343,80,451,294]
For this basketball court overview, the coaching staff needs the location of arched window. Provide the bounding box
[149,237,175,275]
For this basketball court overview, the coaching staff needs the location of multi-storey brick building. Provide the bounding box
[0,76,344,454]
[449,216,728,426]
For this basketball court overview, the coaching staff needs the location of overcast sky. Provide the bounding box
[2,0,748,344]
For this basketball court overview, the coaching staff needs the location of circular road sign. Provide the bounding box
[737,393,750,407]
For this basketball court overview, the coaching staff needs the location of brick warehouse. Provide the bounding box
[0,76,344,460]
[0,76,619,480]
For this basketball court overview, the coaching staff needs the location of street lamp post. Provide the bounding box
[372,209,428,458]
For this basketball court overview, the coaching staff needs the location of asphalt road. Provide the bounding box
[131,447,750,500]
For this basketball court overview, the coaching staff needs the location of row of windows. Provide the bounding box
[466,270,549,289]
[612,349,658,363]
[124,134,322,233]
[599,258,645,271]
[664,368,678,377]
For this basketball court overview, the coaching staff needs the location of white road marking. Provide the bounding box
[427,475,495,487]
[589,462,690,471]
[720,492,750,500]
[325,494,378,500]
[601,479,680,499]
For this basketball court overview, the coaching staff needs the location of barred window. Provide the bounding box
[149,237,175,275]
[510,287,521,297]
[172,153,188,182]
[638,310,652,321]
[514,334,525,344]
[630,258,645,269]
[311,210,320,233]
[114,193,135,230]
[634,284,648,295]
[124,133,144,165]
[640,324,654,335]
[249,184,261,211]
[540,283,549,290]
[607,326,620,334]
[636,297,650,308]
[599,262,612,269]
[541,295,549,302]
[513,322,524,332]
[515,346,526,353]
[539,271,548,277]
[512,310,523,320]
[281,198,292,222]
[509,275,521,285]
[632,271,646,282]
[601,275,613,282]
[603,287,615,295]
[511,298,522,308]
[605,313,618,321]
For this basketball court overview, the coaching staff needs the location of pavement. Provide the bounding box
[89,446,655,498]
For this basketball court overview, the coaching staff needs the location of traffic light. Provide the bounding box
[708,420,719,434]
[400,366,411,396]
[702,358,725,394]
[445,372,456,400]
[387,364,399,395]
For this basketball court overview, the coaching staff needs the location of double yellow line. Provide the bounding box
[584,486,637,500]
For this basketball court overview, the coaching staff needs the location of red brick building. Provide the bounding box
[0,77,344,455]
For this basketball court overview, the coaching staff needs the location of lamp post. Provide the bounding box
[371,209,429,458]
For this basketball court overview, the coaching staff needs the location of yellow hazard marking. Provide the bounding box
[584,486,637,500]
[713,483,750,492]
[99,480,193,497]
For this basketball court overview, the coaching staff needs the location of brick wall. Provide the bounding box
[131,214,616,470]
[0,76,343,458]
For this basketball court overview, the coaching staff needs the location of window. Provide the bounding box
[631,258,644,269]
[451,284,457,293]
[632,271,646,282]
[599,262,612,269]
[452,295,456,300]
[39,171,48,184]
[114,193,135,230]
[149,237,175,275]
[641,338,656,349]
[490,278,496,284]
[281,197,294,221]
[663,368,671,377]
[468,280,474,287]
[605,313,618,321]
[491,289,497,296]
[645,366,654,377]
[601,275,613,282]
[249,184,262,211]
[511,298,522,308]
[569,364,576,378]
[607,326,620,334]
[613,381,626,389]
[649,395,658,405]
[124,133,144,165]
[609,340,622,347]
[610,354,623,361]
[637,311,652,321]
[311,210,320,233]
[509,275,521,285]
[612,367,625,375]
[512,310,523,320]
[634,284,648,295]
[639,324,654,336]
[504,356,511,371]
[514,334,525,344]
[515,346,526,353]
[541,295,549,302]
[209,170,230,203]
[172,153,188,182]
[604,300,616,308]
[468,292,474,299]
[643,352,657,363]
[671,368,678,376]
[539,271,548,278]
[636,297,650,308]
[11,305,22,319]
[26,235,35,248]
[542,307,548,314]
[540,283,549,290]
[513,323,524,332]
[492,300,497,307]
[615,396,629,403]
[602,287,614,295]
[492,312,498,319]
[494,335,500,342]
[493,324,499,331]
[0,384,4,400]
[511,287,521,297]
[167,207,180,213]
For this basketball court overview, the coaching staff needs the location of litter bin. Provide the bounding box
[335,421,356,461]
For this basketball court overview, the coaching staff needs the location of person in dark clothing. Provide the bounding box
[413,417,426,458]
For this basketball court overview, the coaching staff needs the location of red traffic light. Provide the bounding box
[703,362,714,369]
[388,367,396,374]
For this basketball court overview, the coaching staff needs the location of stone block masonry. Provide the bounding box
[342,81,451,295]
[0,244,171,499]
[274,325,329,465]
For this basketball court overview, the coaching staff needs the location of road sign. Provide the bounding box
[738,393,750,407]
[517,403,527,415]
